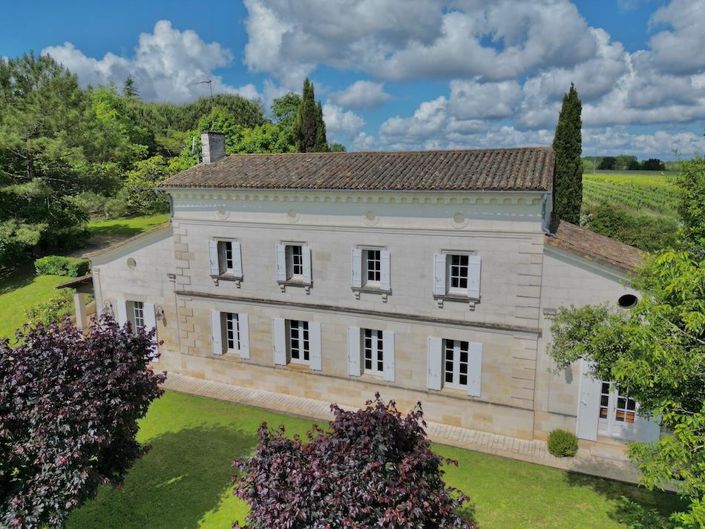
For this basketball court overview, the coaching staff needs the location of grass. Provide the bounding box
[583,172,679,218]
[0,267,67,340]
[87,213,170,239]
[67,391,684,529]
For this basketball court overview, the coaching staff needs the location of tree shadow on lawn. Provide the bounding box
[67,425,256,529]
[565,472,688,529]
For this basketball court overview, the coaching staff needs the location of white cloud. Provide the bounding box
[322,103,365,139]
[242,0,599,82]
[331,81,391,109]
[449,79,522,120]
[43,20,259,103]
[647,0,705,74]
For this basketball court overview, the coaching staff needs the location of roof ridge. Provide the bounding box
[221,145,553,158]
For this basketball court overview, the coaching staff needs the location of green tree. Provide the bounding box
[293,78,327,153]
[552,83,583,225]
[123,75,138,98]
[548,158,705,527]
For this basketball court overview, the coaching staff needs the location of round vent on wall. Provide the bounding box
[127,257,137,269]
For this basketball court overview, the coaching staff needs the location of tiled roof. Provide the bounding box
[545,221,643,273]
[160,147,554,192]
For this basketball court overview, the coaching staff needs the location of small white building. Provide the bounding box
[83,134,658,470]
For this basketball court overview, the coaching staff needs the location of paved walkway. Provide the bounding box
[163,373,642,484]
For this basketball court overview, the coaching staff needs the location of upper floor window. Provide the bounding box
[276,243,312,288]
[288,245,304,279]
[351,247,390,296]
[433,252,481,301]
[209,238,242,279]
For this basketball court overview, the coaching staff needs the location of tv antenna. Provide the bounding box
[191,79,213,98]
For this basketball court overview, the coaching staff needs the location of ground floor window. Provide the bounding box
[444,339,469,388]
[289,320,310,363]
[224,312,240,351]
[363,328,384,375]
[599,382,637,424]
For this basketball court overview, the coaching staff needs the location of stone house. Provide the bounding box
[79,133,659,469]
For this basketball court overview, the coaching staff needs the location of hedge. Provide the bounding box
[547,429,579,458]
[34,255,90,277]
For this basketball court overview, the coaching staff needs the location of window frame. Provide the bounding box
[443,339,470,390]
[218,240,234,276]
[224,312,240,352]
[288,319,310,364]
[363,249,382,287]
[446,253,470,296]
[362,328,384,376]
[132,300,145,329]
[286,244,305,281]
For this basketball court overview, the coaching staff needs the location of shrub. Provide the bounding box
[0,315,165,528]
[233,395,475,529]
[548,429,579,457]
[25,289,75,325]
[34,255,90,277]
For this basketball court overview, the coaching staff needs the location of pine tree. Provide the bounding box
[551,83,583,226]
[123,75,138,98]
[293,79,327,153]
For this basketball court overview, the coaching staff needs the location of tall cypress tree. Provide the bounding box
[552,83,583,225]
[293,79,328,153]
[314,101,328,152]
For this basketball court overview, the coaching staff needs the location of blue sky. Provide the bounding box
[2,0,704,158]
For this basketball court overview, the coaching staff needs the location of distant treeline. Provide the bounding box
[582,155,679,172]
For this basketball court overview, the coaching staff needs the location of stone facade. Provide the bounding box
[90,186,649,465]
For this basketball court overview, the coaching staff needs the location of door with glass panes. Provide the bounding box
[597,382,639,439]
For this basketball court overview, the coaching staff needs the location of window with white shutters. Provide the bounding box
[132,301,145,328]
[433,252,481,300]
[219,241,233,274]
[352,247,390,294]
[364,250,381,283]
[210,239,242,279]
[287,245,304,279]
[448,255,469,293]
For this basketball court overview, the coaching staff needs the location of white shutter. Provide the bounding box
[272,318,286,365]
[211,310,224,355]
[468,255,482,299]
[351,248,362,288]
[309,321,322,371]
[233,240,243,278]
[116,299,128,326]
[275,244,287,282]
[209,240,220,276]
[303,245,312,285]
[383,330,395,382]
[433,254,447,296]
[427,337,443,390]
[380,250,391,291]
[238,313,250,359]
[347,326,362,376]
[576,360,602,441]
[467,341,483,397]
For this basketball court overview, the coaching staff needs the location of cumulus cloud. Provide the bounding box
[242,0,600,82]
[322,103,365,140]
[331,81,391,109]
[449,79,522,120]
[43,20,259,103]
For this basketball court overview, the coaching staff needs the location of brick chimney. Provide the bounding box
[201,132,226,164]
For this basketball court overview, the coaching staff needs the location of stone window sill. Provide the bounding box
[352,286,391,302]
[433,294,479,309]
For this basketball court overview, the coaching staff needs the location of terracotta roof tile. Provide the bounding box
[160,147,554,192]
[545,221,643,273]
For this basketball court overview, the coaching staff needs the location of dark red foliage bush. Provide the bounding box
[233,395,475,529]
[0,315,165,528]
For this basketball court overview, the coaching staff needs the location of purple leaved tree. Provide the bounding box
[233,395,476,529]
[0,314,165,529]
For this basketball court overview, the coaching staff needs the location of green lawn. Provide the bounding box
[0,267,67,340]
[87,213,170,238]
[67,391,684,529]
